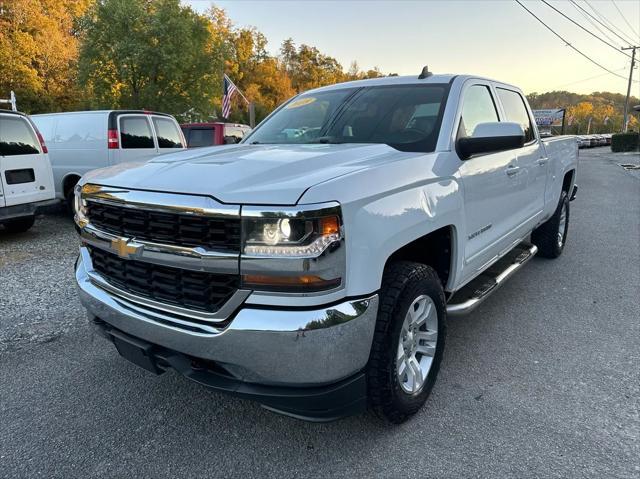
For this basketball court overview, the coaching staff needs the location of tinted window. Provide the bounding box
[153,117,183,148]
[459,85,499,138]
[0,115,40,156]
[120,116,154,149]
[246,85,447,153]
[496,88,535,143]
[186,128,215,148]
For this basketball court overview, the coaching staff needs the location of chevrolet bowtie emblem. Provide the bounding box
[110,237,143,259]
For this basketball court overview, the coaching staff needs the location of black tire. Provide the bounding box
[2,215,35,233]
[367,261,446,424]
[65,190,75,216]
[531,191,570,259]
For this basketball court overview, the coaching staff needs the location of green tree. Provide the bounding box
[79,0,223,119]
[0,0,91,113]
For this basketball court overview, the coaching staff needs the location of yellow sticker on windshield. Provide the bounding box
[286,97,316,109]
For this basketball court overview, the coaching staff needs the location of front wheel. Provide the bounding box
[532,191,570,258]
[367,261,446,424]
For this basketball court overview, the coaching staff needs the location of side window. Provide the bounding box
[153,117,183,148]
[187,128,214,148]
[224,125,248,143]
[459,85,499,138]
[119,116,154,149]
[496,88,535,143]
[54,114,105,148]
[0,116,41,156]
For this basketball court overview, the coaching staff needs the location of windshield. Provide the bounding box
[245,84,447,153]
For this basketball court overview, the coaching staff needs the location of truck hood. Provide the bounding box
[81,144,421,204]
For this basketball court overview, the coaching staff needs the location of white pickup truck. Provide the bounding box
[73,71,578,423]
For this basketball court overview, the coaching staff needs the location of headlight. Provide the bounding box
[243,215,341,256]
[73,184,88,229]
[240,203,345,293]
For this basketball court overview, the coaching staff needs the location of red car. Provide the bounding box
[180,122,251,148]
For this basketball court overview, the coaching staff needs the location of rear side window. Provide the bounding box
[120,116,154,149]
[186,128,214,148]
[53,114,106,147]
[458,85,499,138]
[0,116,40,156]
[496,88,535,143]
[153,117,183,148]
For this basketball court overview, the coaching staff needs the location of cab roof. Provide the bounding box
[307,73,520,94]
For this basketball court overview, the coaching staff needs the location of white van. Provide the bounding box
[32,110,185,206]
[0,110,56,233]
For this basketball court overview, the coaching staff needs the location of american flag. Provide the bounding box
[222,74,237,118]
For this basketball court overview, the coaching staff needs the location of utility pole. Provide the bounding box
[622,46,638,133]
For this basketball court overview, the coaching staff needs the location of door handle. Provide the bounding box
[506,165,520,176]
[537,158,549,166]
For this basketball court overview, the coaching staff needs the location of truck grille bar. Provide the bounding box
[85,201,241,252]
[89,246,239,314]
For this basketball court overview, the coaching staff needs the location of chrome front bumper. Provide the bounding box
[75,250,379,386]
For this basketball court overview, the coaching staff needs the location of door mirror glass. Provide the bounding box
[457,122,525,160]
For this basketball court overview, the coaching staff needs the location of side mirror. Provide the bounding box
[457,122,525,160]
[224,136,239,145]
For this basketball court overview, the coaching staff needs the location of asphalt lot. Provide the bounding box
[1,148,638,478]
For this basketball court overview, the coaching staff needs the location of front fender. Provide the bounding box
[342,178,462,296]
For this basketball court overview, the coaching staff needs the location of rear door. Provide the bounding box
[495,87,546,227]
[0,113,53,207]
[114,114,157,164]
[151,115,185,152]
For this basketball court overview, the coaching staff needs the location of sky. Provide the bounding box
[185,0,640,96]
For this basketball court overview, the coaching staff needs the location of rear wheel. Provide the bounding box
[2,215,35,233]
[532,191,570,258]
[367,261,446,424]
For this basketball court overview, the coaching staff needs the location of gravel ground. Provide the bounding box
[0,148,638,478]
[0,209,82,351]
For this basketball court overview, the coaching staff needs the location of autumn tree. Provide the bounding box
[78,0,223,119]
[0,0,91,113]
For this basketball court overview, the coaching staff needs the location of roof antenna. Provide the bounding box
[418,66,432,80]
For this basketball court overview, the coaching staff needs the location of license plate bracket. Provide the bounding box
[110,330,162,375]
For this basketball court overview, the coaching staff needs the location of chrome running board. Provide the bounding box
[446,243,538,316]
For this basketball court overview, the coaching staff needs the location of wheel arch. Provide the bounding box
[62,173,82,199]
[382,225,457,291]
[562,169,575,193]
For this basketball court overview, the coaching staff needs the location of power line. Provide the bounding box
[569,0,625,47]
[569,0,634,46]
[611,0,640,41]
[585,0,637,44]
[578,0,636,46]
[515,0,635,82]
[540,0,632,59]
[552,67,629,89]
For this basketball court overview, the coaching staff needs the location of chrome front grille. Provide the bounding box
[85,201,241,252]
[89,246,239,314]
[79,185,248,324]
